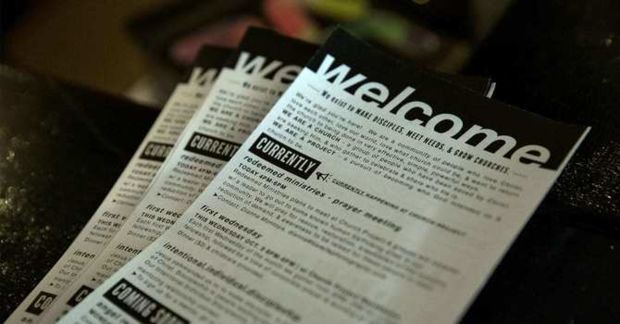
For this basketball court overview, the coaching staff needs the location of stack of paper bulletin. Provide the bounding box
[8,28,588,324]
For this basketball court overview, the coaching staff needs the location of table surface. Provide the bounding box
[0,65,158,320]
[463,0,620,322]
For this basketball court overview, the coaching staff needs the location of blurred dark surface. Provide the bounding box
[0,0,31,58]
[463,0,620,322]
[1,0,620,322]
[0,65,158,320]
